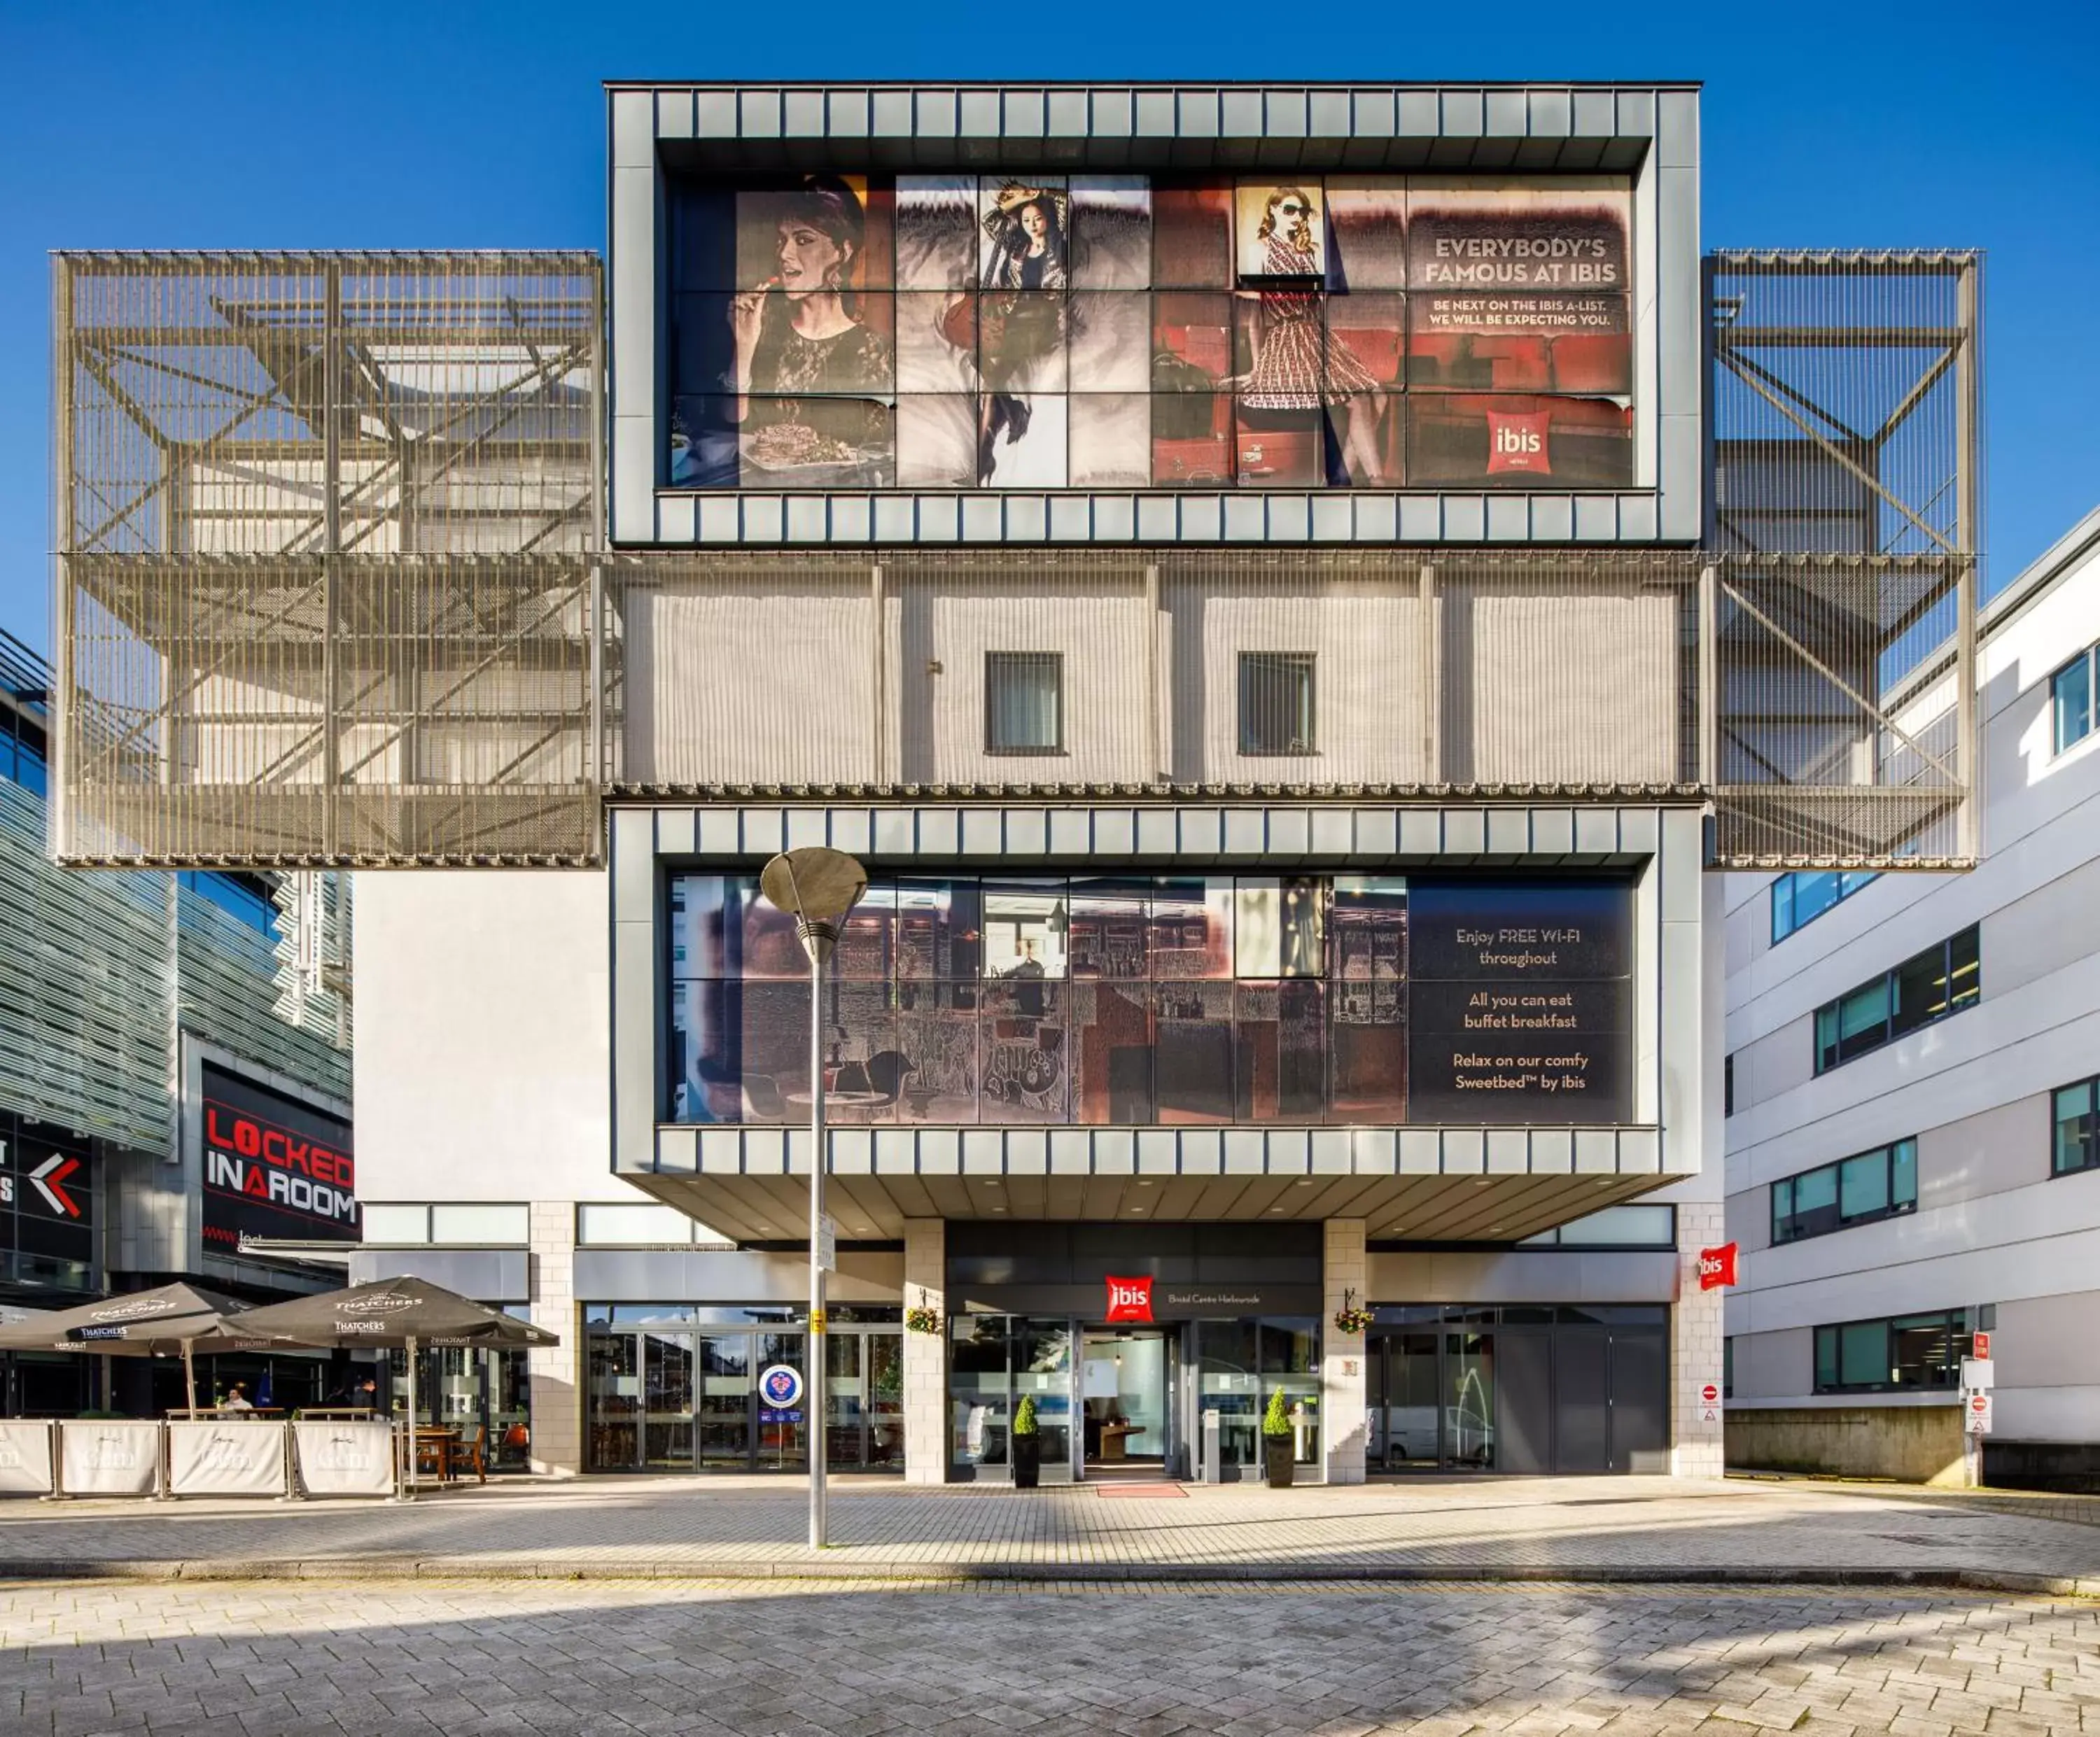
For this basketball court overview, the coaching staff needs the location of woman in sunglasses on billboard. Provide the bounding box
[1237,186,1388,487]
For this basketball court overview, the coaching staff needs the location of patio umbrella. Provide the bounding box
[0,1282,272,1414]
[230,1277,557,1493]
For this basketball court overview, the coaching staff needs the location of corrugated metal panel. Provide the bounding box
[175,880,351,1106]
[0,780,165,1149]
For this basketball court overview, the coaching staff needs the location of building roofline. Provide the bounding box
[603,78,1704,92]
[1978,505,2100,645]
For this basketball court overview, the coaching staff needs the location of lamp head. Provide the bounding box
[760,847,869,966]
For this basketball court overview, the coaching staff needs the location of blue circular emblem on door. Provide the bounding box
[758,1363,804,1409]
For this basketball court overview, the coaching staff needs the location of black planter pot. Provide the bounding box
[1264,1436,1296,1489]
[1011,1434,1042,1489]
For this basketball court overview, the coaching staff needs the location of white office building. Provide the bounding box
[1723,507,2100,1489]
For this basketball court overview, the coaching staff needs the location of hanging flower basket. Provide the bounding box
[905,1290,943,1335]
[1332,1288,1374,1337]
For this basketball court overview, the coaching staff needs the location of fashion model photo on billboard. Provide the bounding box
[665,170,1634,493]
[668,175,895,488]
[1232,184,1392,487]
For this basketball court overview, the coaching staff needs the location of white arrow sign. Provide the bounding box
[30,1153,83,1218]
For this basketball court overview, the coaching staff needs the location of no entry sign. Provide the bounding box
[1966,1392,1994,1435]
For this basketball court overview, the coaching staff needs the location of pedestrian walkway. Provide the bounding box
[1,1474,2096,1589]
[8,1577,2100,1736]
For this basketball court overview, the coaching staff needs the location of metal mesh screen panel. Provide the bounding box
[619,549,1702,796]
[55,252,608,867]
[1706,252,1981,868]
[1710,554,1969,866]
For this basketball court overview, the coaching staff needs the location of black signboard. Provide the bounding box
[198,1064,356,1250]
[0,1113,95,1289]
[1406,880,1634,1124]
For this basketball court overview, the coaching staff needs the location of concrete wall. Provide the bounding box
[903,1220,945,1485]
[1727,1405,1967,1486]
[353,868,636,1209]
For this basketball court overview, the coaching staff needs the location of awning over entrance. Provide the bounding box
[632,1147,1671,1244]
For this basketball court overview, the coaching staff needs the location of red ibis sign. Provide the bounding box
[1698,1244,1738,1290]
[1972,1330,1991,1360]
[1104,1276,1154,1323]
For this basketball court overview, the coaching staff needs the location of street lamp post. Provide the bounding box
[760,845,867,1550]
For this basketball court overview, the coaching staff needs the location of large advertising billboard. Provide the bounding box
[1405,882,1635,1124]
[666,873,1634,1129]
[197,1064,356,1250]
[666,174,1632,494]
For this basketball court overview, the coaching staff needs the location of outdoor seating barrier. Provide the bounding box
[0,1419,53,1494]
[58,1420,160,1497]
[167,1419,288,1498]
[0,1419,415,1500]
[291,1419,396,1498]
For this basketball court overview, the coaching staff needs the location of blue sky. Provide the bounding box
[3,0,2094,654]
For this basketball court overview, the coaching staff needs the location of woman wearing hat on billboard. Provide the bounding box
[965,183,1071,483]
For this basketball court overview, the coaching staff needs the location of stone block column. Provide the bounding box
[1672,1200,1726,1478]
[1322,1218,1368,1484]
[527,1200,582,1476]
[902,1218,946,1486]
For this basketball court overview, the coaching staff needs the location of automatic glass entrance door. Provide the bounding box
[1080,1328,1175,1475]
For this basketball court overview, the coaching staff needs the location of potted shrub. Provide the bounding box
[1011,1394,1042,1489]
[1262,1389,1296,1489]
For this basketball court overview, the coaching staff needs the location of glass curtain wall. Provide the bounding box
[382,1340,534,1472]
[668,873,1407,1127]
[585,1306,902,1472]
[1194,1317,1322,1475]
[948,1314,1075,1479]
[1366,1304,1669,1474]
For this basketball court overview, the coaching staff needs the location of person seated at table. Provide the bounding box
[220,1382,253,1413]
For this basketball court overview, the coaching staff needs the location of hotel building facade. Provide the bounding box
[50,80,1981,1479]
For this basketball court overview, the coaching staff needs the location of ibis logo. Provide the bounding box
[1697,1244,1739,1291]
[1485,410,1553,475]
[1105,1276,1154,1323]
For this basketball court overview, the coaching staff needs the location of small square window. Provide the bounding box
[984,653,1063,754]
[1238,652,1316,756]
[2053,648,2094,754]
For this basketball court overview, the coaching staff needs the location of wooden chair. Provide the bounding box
[455,1422,488,1484]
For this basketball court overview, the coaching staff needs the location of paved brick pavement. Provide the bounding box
[4,1575,2099,1735]
[0,1475,2096,1589]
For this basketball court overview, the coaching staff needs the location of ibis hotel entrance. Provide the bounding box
[945,1223,1324,1483]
